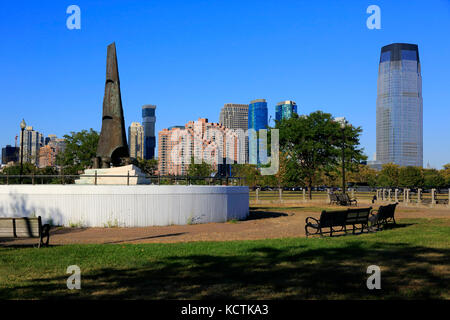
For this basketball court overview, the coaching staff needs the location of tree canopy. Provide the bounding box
[56,129,99,175]
[276,111,366,198]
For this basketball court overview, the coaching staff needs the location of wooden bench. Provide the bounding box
[305,210,348,237]
[329,193,340,205]
[305,207,372,237]
[345,207,371,233]
[369,203,398,230]
[340,193,358,206]
[0,217,50,248]
[329,193,357,206]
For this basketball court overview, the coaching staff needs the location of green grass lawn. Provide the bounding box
[1,218,449,300]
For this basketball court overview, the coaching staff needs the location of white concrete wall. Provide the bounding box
[0,185,249,227]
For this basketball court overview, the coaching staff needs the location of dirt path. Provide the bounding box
[2,205,449,246]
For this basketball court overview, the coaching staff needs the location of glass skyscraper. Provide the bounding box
[142,105,156,160]
[275,100,297,121]
[248,99,268,165]
[376,43,423,167]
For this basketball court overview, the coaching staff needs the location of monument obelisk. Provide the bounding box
[94,42,129,168]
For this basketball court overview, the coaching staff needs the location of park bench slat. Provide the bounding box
[0,216,51,248]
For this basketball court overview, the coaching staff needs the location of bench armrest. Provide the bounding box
[305,217,319,225]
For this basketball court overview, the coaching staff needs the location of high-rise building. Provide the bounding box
[219,103,249,131]
[219,103,249,163]
[1,145,19,165]
[158,119,242,176]
[128,122,144,159]
[275,100,297,121]
[20,126,43,165]
[38,136,66,168]
[142,105,156,160]
[248,99,268,165]
[376,43,423,167]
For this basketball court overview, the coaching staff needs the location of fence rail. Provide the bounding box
[0,173,245,186]
[249,188,450,207]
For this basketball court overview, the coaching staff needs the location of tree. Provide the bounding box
[441,163,450,186]
[1,164,60,184]
[1,163,38,184]
[134,158,158,175]
[231,164,260,188]
[423,169,445,188]
[347,164,378,187]
[377,163,400,187]
[187,158,213,184]
[56,129,99,175]
[277,111,366,199]
[398,166,424,188]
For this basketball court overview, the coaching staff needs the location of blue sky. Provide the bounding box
[1,0,449,168]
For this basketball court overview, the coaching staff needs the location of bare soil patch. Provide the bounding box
[2,203,448,246]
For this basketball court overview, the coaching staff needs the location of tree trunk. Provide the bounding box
[308,178,313,200]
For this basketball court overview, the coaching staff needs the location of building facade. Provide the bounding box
[158,119,242,176]
[1,145,19,165]
[275,100,297,122]
[20,126,43,165]
[128,122,144,159]
[219,103,249,163]
[376,43,423,167]
[142,105,156,160]
[248,99,268,165]
[38,137,66,168]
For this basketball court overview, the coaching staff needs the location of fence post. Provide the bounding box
[351,188,355,199]
[388,189,391,202]
[32,173,35,185]
[448,188,450,208]
[395,189,398,203]
[127,171,130,186]
[94,171,97,185]
[418,188,422,204]
[256,188,259,202]
[303,188,306,202]
[279,188,282,203]
[431,188,436,206]
[406,189,410,204]
[326,188,331,203]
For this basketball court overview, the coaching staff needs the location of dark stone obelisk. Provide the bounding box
[94,42,129,168]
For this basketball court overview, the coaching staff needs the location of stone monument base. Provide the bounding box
[75,164,150,185]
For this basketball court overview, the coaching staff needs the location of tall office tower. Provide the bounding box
[275,100,297,121]
[1,145,19,164]
[248,99,268,165]
[376,43,423,167]
[128,122,145,159]
[20,126,43,165]
[158,119,241,176]
[142,105,156,160]
[219,103,249,163]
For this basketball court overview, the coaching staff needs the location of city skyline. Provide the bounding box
[1,1,449,168]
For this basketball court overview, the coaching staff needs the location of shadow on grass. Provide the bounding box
[2,238,448,300]
[103,232,187,244]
